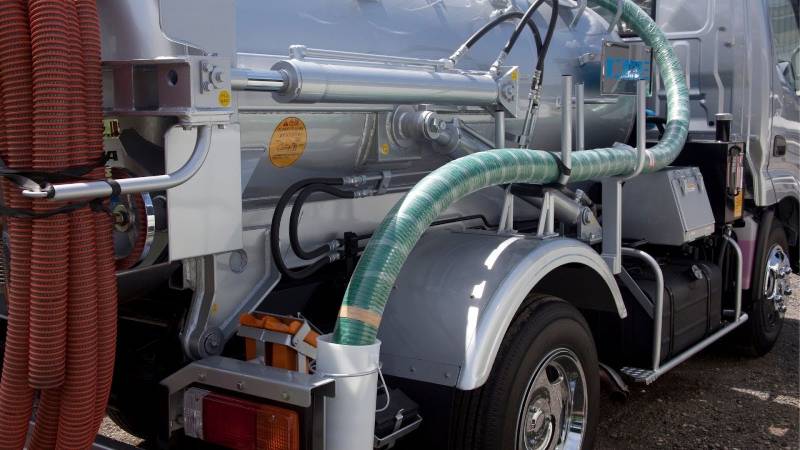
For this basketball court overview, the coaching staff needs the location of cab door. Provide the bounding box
[766,0,800,202]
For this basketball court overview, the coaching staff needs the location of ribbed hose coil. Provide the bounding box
[332,0,690,346]
[0,1,36,448]
[27,0,73,389]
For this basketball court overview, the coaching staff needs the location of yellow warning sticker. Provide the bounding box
[218,90,231,107]
[269,117,307,168]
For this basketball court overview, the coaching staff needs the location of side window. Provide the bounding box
[767,0,800,92]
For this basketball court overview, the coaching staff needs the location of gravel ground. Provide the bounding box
[596,274,800,449]
[100,276,800,449]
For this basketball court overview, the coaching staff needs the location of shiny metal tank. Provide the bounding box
[100,0,634,203]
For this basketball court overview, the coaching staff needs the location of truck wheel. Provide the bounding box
[450,295,599,450]
[741,222,790,356]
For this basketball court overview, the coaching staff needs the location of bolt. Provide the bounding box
[198,373,206,381]
[409,366,416,373]
[444,372,451,379]
[203,81,214,91]
[237,381,245,391]
[281,392,290,401]
[202,62,213,72]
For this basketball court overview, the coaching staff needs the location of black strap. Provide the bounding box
[0,153,110,191]
[106,179,121,196]
[547,151,571,177]
[0,153,113,218]
[0,198,108,219]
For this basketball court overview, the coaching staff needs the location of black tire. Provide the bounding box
[449,295,599,450]
[740,221,789,356]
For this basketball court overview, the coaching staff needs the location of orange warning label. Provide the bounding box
[268,117,307,168]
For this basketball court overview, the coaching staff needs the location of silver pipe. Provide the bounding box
[24,125,213,201]
[722,233,743,319]
[622,247,665,371]
[623,79,648,181]
[494,110,505,148]
[559,75,573,185]
[272,59,498,106]
[649,314,749,383]
[576,83,585,151]
[231,68,286,92]
[526,188,583,225]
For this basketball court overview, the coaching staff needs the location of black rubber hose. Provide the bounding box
[462,11,543,54]
[290,184,356,260]
[270,177,346,280]
[501,0,547,57]
[535,0,559,74]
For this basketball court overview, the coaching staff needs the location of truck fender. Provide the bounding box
[376,229,625,390]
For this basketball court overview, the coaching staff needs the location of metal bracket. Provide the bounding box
[607,0,625,34]
[601,178,622,274]
[374,413,423,449]
[535,189,557,237]
[497,185,515,234]
[569,0,588,29]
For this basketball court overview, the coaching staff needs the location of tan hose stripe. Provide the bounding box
[339,306,382,328]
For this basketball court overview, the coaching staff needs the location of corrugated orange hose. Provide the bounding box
[75,0,118,431]
[0,1,36,448]
[0,0,115,448]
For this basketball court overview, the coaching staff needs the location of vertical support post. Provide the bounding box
[601,178,622,274]
[623,79,649,181]
[576,83,585,151]
[494,109,505,148]
[560,75,573,185]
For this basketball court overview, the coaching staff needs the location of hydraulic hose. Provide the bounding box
[290,184,355,260]
[333,0,690,346]
[452,11,542,63]
[270,178,347,280]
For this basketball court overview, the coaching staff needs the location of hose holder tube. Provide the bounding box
[23,125,213,201]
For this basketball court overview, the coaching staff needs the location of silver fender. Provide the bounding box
[377,229,625,390]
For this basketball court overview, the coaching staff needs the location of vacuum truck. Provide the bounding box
[0,0,797,449]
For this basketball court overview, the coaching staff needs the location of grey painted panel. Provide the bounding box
[377,230,624,389]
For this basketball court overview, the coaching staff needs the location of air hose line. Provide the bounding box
[333,0,690,346]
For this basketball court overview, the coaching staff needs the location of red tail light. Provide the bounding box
[184,388,300,450]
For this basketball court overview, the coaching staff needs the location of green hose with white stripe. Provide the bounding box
[333,0,689,345]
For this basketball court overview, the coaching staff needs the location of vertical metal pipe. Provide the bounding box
[623,79,648,181]
[723,234,743,319]
[494,110,505,148]
[576,83,585,151]
[622,247,665,371]
[559,75,573,185]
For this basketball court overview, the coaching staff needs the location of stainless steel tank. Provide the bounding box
[98,0,634,269]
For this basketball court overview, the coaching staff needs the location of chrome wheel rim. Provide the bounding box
[763,244,792,324]
[516,348,587,450]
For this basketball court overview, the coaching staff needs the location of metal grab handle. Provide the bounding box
[24,125,213,201]
[621,248,664,371]
[722,232,743,320]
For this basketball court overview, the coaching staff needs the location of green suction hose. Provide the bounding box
[333,0,690,345]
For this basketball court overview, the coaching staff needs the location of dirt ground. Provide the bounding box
[101,276,800,449]
[596,274,800,449]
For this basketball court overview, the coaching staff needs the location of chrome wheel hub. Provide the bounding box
[517,348,587,450]
[764,244,792,320]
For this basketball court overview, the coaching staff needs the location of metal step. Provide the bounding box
[621,313,749,384]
